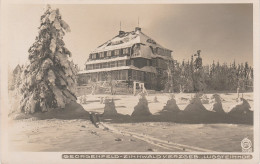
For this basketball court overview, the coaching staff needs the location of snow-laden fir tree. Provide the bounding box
[19,5,77,113]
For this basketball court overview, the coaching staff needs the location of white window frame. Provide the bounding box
[102,62,108,68]
[123,48,129,54]
[94,64,100,69]
[92,53,97,59]
[99,52,104,58]
[115,49,120,56]
[118,60,126,67]
[107,51,112,57]
[110,61,116,67]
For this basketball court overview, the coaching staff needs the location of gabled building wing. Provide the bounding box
[78,27,173,91]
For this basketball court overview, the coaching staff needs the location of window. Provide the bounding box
[86,64,93,70]
[123,48,129,55]
[158,48,164,56]
[145,72,151,82]
[121,70,127,80]
[118,60,126,67]
[99,52,104,58]
[137,71,142,81]
[101,72,106,81]
[113,71,119,80]
[131,60,134,65]
[107,51,112,57]
[141,72,144,81]
[91,74,97,82]
[157,48,170,56]
[114,49,120,56]
[118,71,122,80]
[152,59,157,67]
[132,44,140,56]
[132,70,137,80]
[92,53,97,59]
[102,62,108,68]
[147,60,150,66]
[94,64,100,69]
[110,61,116,67]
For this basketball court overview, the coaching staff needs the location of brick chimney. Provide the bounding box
[119,30,125,36]
[135,27,141,32]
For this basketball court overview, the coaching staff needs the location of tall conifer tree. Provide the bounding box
[19,5,77,113]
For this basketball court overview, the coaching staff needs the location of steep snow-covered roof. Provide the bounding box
[90,29,172,53]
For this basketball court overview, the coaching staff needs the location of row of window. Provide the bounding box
[86,58,173,71]
[132,70,144,82]
[131,70,156,82]
[79,70,156,84]
[90,48,130,60]
[89,46,171,60]
[80,70,129,82]
[156,47,171,57]
[86,60,127,70]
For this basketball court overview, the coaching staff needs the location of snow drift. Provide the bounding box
[161,94,180,113]
[183,94,208,113]
[210,94,225,114]
[103,98,118,116]
[228,98,252,115]
[131,93,152,116]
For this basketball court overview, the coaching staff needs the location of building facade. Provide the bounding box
[78,27,173,90]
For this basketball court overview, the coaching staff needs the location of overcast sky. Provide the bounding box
[5,4,253,69]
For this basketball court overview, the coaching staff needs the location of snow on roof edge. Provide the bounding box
[90,30,172,54]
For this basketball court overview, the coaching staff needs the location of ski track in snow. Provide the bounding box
[100,122,213,152]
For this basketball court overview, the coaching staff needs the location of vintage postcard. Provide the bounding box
[1,0,259,164]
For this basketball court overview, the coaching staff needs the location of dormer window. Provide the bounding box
[92,53,97,59]
[90,53,97,59]
[115,49,120,56]
[99,52,104,58]
[107,51,112,57]
[123,48,129,55]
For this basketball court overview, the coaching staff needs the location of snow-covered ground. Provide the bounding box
[8,92,254,152]
[79,92,254,115]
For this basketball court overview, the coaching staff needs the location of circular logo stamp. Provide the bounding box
[241,138,252,151]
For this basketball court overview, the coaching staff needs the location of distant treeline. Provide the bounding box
[162,51,253,93]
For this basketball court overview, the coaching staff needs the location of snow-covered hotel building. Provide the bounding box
[78,27,173,90]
